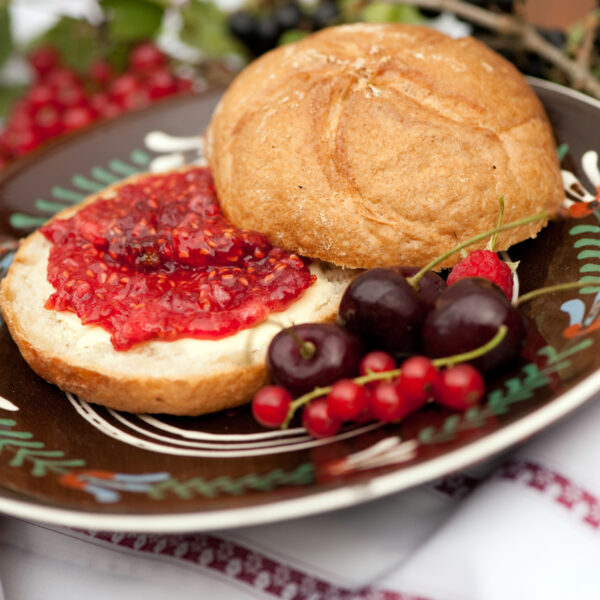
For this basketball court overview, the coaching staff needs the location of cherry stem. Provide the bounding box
[515,280,600,307]
[281,325,507,429]
[407,210,550,288]
[283,326,316,360]
[489,196,504,252]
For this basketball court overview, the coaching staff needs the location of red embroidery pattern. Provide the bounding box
[498,459,600,529]
[72,529,431,600]
[431,472,481,500]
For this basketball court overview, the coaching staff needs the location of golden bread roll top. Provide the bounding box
[206,23,564,269]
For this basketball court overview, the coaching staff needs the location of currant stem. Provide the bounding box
[283,386,331,429]
[281,325,507,429]
[515,280,600,307]
[407,210,550,288]
[432,325,507,368]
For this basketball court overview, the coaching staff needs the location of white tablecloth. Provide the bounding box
[2,394,600,600]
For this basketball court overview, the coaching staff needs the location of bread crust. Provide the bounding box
[0,169,350,415]
[206,23,564,269]
[0,287,269,415]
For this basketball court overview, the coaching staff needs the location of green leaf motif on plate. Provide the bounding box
[418,338,593,445]
[9,151,146,231]
[0,419,85,477]
[147,463,315,500]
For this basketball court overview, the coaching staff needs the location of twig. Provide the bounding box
[575,12,598,74]
[389,0,600,98]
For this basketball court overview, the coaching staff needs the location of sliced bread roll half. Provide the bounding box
[206,23,563,270]
[0,170,355,415]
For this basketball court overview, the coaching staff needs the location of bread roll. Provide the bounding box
[0,170,355,415]
[206,23,563,269]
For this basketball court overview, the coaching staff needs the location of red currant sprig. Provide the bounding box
[252,325,507,434]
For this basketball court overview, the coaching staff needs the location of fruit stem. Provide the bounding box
[283,326,316,360]
[281,325,507,429]
[489,196,504,252]
[283,386,331,429]
[432,325,507,368]
[407,210,550,288]
[515,280,600,307]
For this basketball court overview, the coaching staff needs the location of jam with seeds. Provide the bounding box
[41,168,314,350]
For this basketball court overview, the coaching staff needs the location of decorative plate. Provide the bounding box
[0,80,600,533]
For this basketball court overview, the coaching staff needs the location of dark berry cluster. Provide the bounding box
[228,0,339,57]
[0,43,192,170]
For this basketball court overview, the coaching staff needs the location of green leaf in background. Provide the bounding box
[278,29,308,46]
[360,2,424,24]
[0,5,13,70]
[33,16,103,73]
[566,21,584,53]
[180,0,246,59]
[100,0,164,42]
[0,85,26,119]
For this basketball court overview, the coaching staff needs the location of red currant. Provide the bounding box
[26,85,55,114]
[29,46,60,78]
[177,77,193,92]
[130,42,166,72]
[61,106,96,132]
[120,87,151,111]
[1,127,39,156]
[359,351,395,376]
[109,73,140,102]
[54,84,86,110]
[90,59,113,86]
[33,105,63,139]
[147,69,178,99]
[327,379,368,421]
[6,106,33,132]
[44,68,81,89]
[303,398,342,438]
[252,385,292,428]
[436,364,485,410]
[89,93,121,119]
[398,356,440,410]
[370,381,407,422]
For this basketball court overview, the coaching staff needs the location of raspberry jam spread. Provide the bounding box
[40,168,315,350]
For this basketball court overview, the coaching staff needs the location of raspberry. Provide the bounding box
[447,249,513,300]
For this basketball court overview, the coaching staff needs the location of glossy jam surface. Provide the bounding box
[41,168,314,350]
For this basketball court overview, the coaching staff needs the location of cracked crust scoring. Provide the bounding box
[206,23,564,269]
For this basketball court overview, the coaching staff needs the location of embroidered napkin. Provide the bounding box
[1,395,599,600]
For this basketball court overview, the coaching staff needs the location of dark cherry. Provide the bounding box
[311,0,339,29]
[253,14,281,54]
[421,278,525,374]
[267,323,363,396]
[275,2,303,30]
[228,11,258,46]
[394,266,447,311]
[338,268,426,357]
[540,29,566,49]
